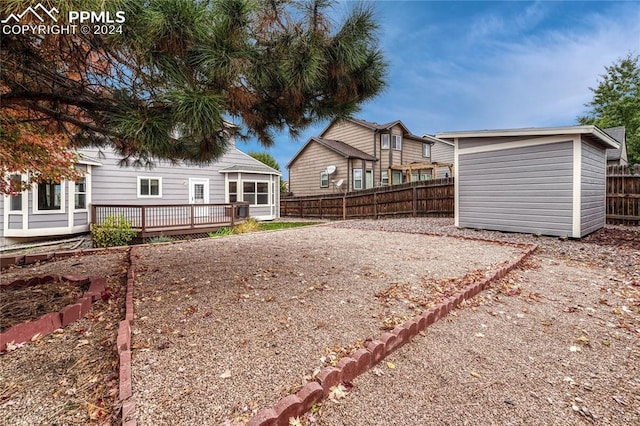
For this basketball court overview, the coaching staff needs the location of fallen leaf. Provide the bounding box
[575,335,590,346]
[289,417,303,426]
[386,361,396,369]
[569,345,581,352]
[470,371,481,378]
[328,384,347,402]
[371,367,384,376]
[76,339,89,348]
[474,332,485,338]
[220,370,232,379]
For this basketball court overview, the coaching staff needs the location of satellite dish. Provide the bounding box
[326,165,336,175]
[335,179,343,188]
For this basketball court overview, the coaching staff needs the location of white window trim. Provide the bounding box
[320,171,329,188]
[353,168,363,190]
[381,134,390,150]
[32,180,66,214]
[422,143,431,158]
[227,179,238,203]
[392,134,402,151]
[137,176,162,198]
[8,173,26,213]
[242,179,271,206]
[73,175,89,212]
[380,170,389,185]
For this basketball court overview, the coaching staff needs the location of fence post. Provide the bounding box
[231,203,236,226]
[141,207,146,233]
[190,205,195,228]
[374,192,378,219]
[91,204,97,226]
[342,196,346,220]
[319,197,323,219]
[412,186,417,217]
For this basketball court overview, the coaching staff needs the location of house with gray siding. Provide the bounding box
[436,125,619,238]
[1,139,280,246]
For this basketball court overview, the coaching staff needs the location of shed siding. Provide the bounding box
[288,143,347,196]
[458,141,574,236]
[580,139,606,236]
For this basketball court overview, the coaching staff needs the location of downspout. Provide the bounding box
[373,130,377,186]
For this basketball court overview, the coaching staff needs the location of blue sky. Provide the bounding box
[237,0,640,178]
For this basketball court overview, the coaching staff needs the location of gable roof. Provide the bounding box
[604,126,626,161]
[436,125,620,150]
[319,117,425,141]
[287,137,377,169]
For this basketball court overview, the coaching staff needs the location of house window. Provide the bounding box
[380,171,389,186]
[381,134,390,149]
[138,177,161,198]
[392,135,402,150]
[37,181,62,210]
[353,169,363,190]
[228,181,237,202]
[422,143,431,157]
[75,177,87,209]
[9,174,23,211]
[320,171,329,188]
[243,181,269,205]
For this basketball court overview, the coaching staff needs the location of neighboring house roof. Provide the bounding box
[320,117,426,142]
[604,126,626,161]
[436,125,620,150]
[287,137,377,169]
[422,134,454,146]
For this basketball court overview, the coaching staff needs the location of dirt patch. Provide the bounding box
[0,251,127,425]
[0,279,89,332]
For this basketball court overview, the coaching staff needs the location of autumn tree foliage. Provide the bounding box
[0,108,82,195]
[1,0,387,184]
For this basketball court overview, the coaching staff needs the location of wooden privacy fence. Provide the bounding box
[281,178,454,220]
[607,165,640,225]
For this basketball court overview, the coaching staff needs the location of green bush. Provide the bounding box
[209,227,233,238]
[148,234,174,244]
[91,215,138,248]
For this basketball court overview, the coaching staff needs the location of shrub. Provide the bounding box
[232,217,260,234]
[209,227,233,238]
[148,234,174,244]
[91,215,138,248]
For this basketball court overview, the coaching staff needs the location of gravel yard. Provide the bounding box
[1,218,638,426]
[131,225,522,425]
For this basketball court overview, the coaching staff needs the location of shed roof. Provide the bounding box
[287,137,377,169]
[435,125,620,150]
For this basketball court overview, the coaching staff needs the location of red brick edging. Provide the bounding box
[246,241,538,426]
[118,248,137,426]
[0,275,106,352]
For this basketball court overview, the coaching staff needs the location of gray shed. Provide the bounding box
[436,126,620,238]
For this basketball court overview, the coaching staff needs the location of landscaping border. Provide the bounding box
[118,247,138,426]
[246,241,538,426]
[0,275,106,352]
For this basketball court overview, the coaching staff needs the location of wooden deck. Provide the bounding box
[91,203,250,238]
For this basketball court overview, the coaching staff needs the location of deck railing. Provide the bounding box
[91,202,250,236]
